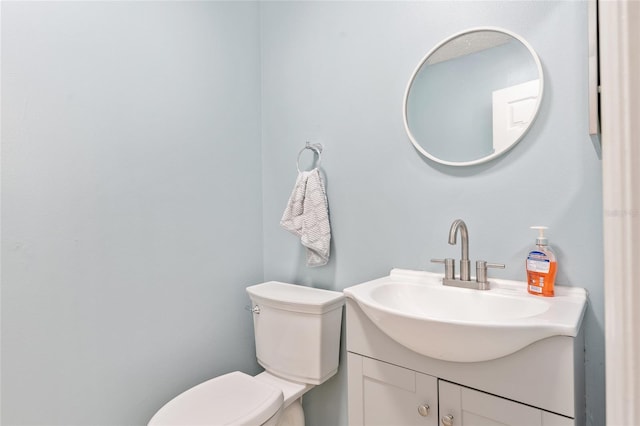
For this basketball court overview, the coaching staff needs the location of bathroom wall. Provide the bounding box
[260,2,604,426]
[1,2,263,424]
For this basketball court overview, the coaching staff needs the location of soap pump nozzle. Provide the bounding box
[531,226,549,246]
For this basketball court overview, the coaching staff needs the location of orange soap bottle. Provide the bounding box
[526,226,557,297]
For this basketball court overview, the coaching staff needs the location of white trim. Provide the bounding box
[588,0,600,135]
[600,1,640,425]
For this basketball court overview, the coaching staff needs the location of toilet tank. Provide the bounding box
[246,282,344,385]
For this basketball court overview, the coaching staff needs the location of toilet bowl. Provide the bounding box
[148,282,344,426]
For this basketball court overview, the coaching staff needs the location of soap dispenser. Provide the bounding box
[526,226,557,297]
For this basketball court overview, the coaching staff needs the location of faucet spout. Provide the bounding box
[448,219,471,281]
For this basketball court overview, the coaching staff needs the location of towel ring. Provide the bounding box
[296,142,323,172]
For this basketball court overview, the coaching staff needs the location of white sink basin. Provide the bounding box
[343,269,587,362]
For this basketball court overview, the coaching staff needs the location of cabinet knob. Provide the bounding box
[441,414,454,426]
[417,404,430,417]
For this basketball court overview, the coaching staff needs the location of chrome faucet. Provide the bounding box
[431,219,505,290]
[448,219,471,282]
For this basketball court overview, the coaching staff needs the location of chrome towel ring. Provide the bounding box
[296,141,323,172]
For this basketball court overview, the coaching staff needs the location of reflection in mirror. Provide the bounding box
[403,28,543,166]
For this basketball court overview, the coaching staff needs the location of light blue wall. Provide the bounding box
[260,2,604,426]
[1,2,263,424]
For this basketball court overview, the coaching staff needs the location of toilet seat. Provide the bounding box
[148,371,283,426]
[254,371,313,407]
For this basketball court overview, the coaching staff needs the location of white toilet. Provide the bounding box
[148,281,344,426]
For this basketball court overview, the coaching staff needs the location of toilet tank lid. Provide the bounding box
[148,372,283,426]
[246,282,344,314]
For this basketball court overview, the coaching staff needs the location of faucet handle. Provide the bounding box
[476,260,505,287]
[431,258,455,280]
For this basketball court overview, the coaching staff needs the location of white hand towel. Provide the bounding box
[280,169,331,267]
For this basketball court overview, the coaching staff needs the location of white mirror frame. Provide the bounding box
[402,26,545,167]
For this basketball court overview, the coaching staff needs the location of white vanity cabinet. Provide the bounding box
[346,299,585,426]
[438,380,573,426]
[347,354,438,426]
[348,353,573,426]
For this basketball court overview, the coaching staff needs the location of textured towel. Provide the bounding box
[280,169,331,267]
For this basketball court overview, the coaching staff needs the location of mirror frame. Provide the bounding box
[402,27,544,167]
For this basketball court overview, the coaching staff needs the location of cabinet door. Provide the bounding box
[438,381,574,426]
[348,353,438,426]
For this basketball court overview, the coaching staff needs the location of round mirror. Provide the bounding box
[403,27,544,166]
